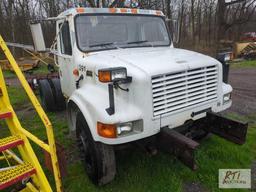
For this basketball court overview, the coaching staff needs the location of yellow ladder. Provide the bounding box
[0,35,62,191]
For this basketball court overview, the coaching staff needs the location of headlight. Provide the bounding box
[117,122,133,135]
[98,67,127,83]
[223,93,232,104]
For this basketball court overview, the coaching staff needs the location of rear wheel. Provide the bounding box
[38,79,56,112]
[76,112,116,185]
[50,78,66,111]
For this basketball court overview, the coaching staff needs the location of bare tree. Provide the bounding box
[0,0,255,57]
[217,0,256,42]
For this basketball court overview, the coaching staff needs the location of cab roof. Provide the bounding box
[58,7,164,18]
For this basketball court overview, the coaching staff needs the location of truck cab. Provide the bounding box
[56,7,232,139]
[35,8,246,186]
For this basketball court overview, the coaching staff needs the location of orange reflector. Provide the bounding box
[76,8,85,13]
[97,122,117,138]
[109,8,117,13]
[120,8,127,13]
[156,11,162,15]
[131,9,138,14]
[98,70,111,82]
[73,69,79,76]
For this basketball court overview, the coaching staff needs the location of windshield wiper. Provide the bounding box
[89,42,114,48]
[127,40,148,44]
[89,42,122,50]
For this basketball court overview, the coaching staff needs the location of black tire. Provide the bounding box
[76,112,116,185]
[50,78,66,111]
[38,79,56,112]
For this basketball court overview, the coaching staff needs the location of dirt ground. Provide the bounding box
[228,68,256,115]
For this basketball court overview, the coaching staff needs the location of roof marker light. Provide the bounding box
[76,8,85,13]
[120,8,127,13]
[109,8,117,13]
[131,9,138,14]
[156,10,163,15]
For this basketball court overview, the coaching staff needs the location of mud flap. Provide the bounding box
[157,127,199,170]
[203,112,248,145]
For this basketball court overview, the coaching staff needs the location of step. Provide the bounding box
[0,135,24,152]
[0,162,36,190]
[0,109,12,119]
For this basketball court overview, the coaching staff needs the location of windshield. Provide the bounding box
[75,14,171,52]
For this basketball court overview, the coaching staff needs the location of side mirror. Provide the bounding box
[172,19,180,44]
[30,23,46,52]
[166,18,180,44]
[217,50,233,83]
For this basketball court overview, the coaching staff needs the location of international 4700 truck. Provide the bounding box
[30,8,248,185]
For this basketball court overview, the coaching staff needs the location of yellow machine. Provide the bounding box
[0,35,62,191]
[234,41,256,57]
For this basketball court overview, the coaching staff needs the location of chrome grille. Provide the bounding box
[152,65,218,116]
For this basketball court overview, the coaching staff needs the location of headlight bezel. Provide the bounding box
[98,67,127,83]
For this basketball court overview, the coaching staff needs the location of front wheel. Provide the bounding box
[76,112,116,185]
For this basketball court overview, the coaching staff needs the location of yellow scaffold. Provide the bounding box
[0,35,62,191]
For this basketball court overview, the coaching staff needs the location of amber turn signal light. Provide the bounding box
[98,70,111,82]
[97,122,117,138]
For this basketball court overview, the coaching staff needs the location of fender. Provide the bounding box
[67,84,143,143]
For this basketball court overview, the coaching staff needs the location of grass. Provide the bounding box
[2,70,16,78]
[62,124,256,192]
[230,60,256,69]
[7,86,28,108]
[31,63,51,75]
[3,60,52,78]
[1,62,256,192]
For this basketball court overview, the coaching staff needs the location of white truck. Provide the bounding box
[31,8,248,186]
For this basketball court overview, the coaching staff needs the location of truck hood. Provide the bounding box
[89,47,219,76]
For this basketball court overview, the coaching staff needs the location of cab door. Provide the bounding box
[57,20,76,97]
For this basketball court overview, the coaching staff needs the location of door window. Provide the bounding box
[60,21,72,55]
